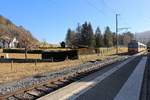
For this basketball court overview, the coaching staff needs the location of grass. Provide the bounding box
[0,47,127,84]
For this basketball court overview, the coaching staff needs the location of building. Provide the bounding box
[9,37,18,48]
[0,36,18,48]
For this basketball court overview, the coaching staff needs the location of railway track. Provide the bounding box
[5,72,95,100]
[0,56,129,100]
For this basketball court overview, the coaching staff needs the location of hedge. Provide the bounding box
[3,49,43,54]
[42,50,78,61]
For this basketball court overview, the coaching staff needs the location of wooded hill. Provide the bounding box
[0,15,38,48]
[135,31,150,45]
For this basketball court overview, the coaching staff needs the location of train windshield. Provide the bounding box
[128,43,138,48]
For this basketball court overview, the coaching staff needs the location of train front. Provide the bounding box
[128,42,138,54]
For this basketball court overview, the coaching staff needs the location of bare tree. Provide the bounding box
[18,32,34,59]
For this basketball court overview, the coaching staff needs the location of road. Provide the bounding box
[38,53,149,100]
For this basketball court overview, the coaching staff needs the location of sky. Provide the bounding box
[0,0,150,44]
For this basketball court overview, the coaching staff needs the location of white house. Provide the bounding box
[0,37,18,48]
[9,37,19,48]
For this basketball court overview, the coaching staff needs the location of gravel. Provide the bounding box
[0,56,128,96]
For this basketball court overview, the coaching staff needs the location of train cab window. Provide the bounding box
[134,44,138,48]
[128,44,133,48]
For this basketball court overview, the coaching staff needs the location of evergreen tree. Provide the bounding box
[65,28,76,48]
[65,28,72,47]
[80,21,89,47]
[88,23,95,47]
[103,26,113,47]
[75,23,82,48]
[60,41,65,48]
[78,22,95,48]
[112,32,116,46]
[95,27,103,47]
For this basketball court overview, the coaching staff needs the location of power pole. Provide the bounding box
[116,14,119,54]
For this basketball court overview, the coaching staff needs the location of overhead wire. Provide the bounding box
[84,0,106,17]
[101,0,116,14]
[101,0,131,32]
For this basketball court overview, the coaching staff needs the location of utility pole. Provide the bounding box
[115,14,131,54]
[116,14,119,54]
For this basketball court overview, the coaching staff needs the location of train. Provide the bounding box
[128,40,147,54]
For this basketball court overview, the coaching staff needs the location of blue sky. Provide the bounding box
[0,0,150,44]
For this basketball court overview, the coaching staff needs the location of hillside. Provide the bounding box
[0,15,39,48]
[135,31,150,44]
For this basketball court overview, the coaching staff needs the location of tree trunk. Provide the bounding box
[25,48,27,59]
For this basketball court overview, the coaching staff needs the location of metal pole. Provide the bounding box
[116,14,119,54]
[35,59,37,67]
[11,60,13,71]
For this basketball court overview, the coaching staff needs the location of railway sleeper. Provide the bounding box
[52,81,65,87]
[35,86,53,94]
[7,96,18,100]
[27,89,45,97]
[14,92,36,100]
[44,84,59,90]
